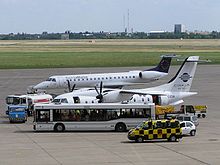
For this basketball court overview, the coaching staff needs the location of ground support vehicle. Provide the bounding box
[127,119,182,142]
[8,105,27,123]
[155,104,207,121]
[182,105,207,118]
[6,93,53,116]
[33,103,155,132]
[180,121,196,136]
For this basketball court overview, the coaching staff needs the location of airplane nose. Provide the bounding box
[33,82,49,89]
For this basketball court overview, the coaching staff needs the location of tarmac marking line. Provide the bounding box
[155,143,211,165]
[77,134,135,165]
[13,124,63,165]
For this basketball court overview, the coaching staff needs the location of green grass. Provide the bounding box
[0,52,219,69]
[0,39,220,69]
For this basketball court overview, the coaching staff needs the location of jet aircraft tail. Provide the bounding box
[146,55,175,73]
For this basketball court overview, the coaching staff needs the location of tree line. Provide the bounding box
[0,31,220,40]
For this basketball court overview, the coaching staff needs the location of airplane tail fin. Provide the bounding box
[153,56,199,92]
[146,54,176,73]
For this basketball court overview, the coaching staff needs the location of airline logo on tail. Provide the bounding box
[179,73,192,82]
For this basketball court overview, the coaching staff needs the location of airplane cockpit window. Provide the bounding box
[61,98,68,103]
[52,99,60,103]
[46,78,56,82]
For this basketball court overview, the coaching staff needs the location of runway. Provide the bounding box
[0,65,220,165]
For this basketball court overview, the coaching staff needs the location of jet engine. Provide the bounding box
[139,71,162,79]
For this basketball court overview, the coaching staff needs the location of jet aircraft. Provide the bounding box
[33,55,175,91]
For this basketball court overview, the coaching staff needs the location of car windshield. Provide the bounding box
[136,122,145,128]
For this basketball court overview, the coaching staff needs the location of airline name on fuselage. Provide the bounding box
[66,76,89,80]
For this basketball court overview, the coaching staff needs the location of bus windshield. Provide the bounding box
[6,97,20,105]
[6,97,27,105]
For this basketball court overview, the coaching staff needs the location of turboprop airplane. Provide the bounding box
[33,55,175,91]
[52,56,200,106]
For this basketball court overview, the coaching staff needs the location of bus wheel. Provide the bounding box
[135,136,143,143]
[54,123,65,132]
[202,114,206,118]
[115,123,126,132]
[197,114,201,118]
[169,135,177,142]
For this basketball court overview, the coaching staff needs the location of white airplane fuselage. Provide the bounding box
[34,71,167,89]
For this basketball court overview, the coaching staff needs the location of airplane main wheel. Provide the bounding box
[54,123,65,132]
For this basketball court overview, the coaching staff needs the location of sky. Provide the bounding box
[0,0,219,34]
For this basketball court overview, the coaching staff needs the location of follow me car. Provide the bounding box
[128,119,182,143]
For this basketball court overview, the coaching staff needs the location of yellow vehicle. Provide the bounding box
[127,119,182,142]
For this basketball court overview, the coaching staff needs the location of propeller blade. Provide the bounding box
[71,84,76,92]
[67,80,71,92]
[95,86,99,95]
[100,81,103,94]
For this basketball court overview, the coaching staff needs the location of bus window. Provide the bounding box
[37,110,50,122]
[21,97,26,104]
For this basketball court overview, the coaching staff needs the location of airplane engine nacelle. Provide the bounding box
[103,91,122,103]
[128,94,153,104]
[139,71,161,79]
[158,96,169,105]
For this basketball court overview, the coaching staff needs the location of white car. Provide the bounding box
[180,121,196,136]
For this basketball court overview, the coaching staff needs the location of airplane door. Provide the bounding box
[73,97,80,103]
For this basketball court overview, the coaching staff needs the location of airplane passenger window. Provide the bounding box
[94,78,96,80]
[133,76,135,78]
[90,78,92,80]
[122,76,124,79]
[110,77,112,79]
[102,77,104,80]
[78,79,80,81]
[52,78,56,82]
[98,78,100,80]
[118,77,120,79]
[129,76,131,78]
[106,77,108,79]
[74,79,76,81]
[125,76,128,78]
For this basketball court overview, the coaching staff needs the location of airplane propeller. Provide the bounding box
[95,81,103,103]
[67,80,76,92]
